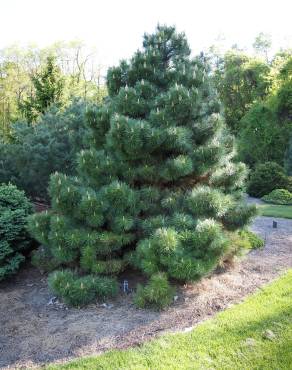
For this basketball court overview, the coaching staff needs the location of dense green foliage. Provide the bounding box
[238,54,292,169]
[215,51,271,132]
[28,26,255,306]
[48,271,292,370]
[0,100,88,199]
[284,135,292,175]
[238,102,291,167]
[19,56,65,123]
[222,229,263,264]
[134,273,175,310]
[0,183,32,280]
[275,80,292,122]
[214,48,291,173]
[239,100,292,170]
[239,229,264,249]
[262,188,292,205]
[48,270,118,307]
[247,162,289,197]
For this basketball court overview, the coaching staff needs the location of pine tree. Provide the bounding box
[28,25,256,306]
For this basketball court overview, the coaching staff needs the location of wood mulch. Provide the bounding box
[1,215,292,369]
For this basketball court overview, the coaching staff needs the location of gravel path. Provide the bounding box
[0,215,292,369]
[246,196,265,205]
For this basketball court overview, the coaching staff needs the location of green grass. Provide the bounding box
[258,203,292,219]
[49,271,292,370]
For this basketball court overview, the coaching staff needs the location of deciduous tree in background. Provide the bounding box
[239,54,292,168]
[253,32,272,61]
[215,51,271,132]
[0,42,106,134]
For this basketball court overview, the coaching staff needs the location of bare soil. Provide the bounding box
[1,215,292,369]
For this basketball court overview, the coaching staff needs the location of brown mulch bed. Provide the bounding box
[1,215,292,369]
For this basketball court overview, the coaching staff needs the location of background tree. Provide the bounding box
[238,102,291,167]
[0,55,31,138]
[0,42,106,135]
[19,56,65,122]
[28,25,256,307]
[253,32,272,61]
[215,51,271,132]
[239,54,292,168]
[285,136,292,176]
[0,100,88,199]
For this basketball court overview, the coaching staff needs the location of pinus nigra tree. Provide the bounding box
[28,25,256,306]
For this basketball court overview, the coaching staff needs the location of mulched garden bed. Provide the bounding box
[1,215,292,369]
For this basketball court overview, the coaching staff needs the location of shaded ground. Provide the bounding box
[1,215,292,369]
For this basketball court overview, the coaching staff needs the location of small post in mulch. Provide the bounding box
[272,221,278,229]
[123,280,129,293]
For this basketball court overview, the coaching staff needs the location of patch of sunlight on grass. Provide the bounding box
[258,204,292,219]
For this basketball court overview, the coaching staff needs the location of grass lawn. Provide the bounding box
[258,204,292,219]
[48,270,292,370]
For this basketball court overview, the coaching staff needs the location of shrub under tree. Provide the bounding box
[28,26,256,306]
[134,272,175,310]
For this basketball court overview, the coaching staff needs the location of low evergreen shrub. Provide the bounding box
[247,162,289,198]
[48,270,119,307]
[239,229,264,249]
[222,203,257,231]
[0,183,32,280]
[262,188,292,205]
[134,273,175,310]
[222,229,264,266]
